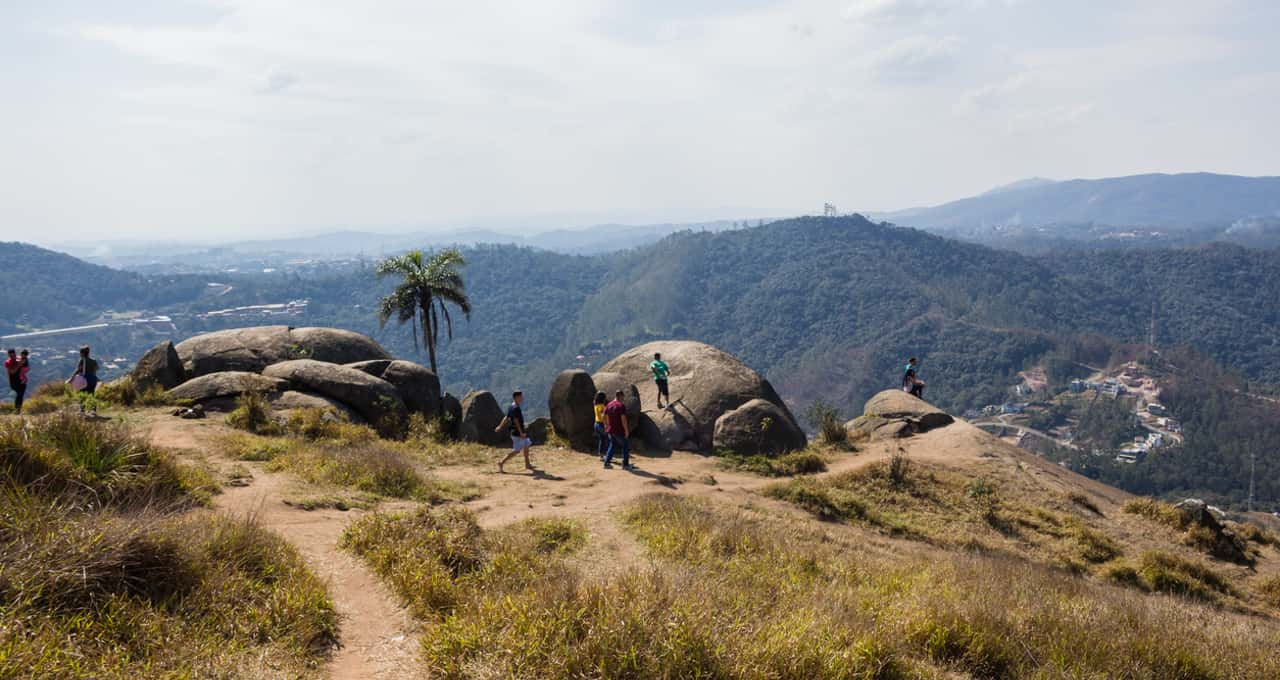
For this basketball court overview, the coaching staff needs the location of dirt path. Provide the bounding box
[140,413,423,680]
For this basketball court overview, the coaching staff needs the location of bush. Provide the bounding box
[720,450,827,477]
[1258,574,1280,608]
[805,399,850,448]
[1135,551,1235,602]
[96,376,172,407]
[1067,492,1103,516]
[225,390,282,435]
[284,407,376,442]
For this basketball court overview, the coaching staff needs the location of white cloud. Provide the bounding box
[1,0,1277,240]
[867,34,962,83]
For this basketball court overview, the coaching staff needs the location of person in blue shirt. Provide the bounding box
[903,357,925,399]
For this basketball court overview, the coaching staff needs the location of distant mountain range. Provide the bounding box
[873,173,1280,252]
[55,220,753,271]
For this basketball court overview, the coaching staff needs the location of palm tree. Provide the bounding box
[375,248,471,376]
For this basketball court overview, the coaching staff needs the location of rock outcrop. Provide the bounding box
[441,393,463,439]
[348,359,441,416]
[270,390,361,421]
[548,370,598,450]
[598,341,801,452]
[263,359,406,427]
[712,398,807,455]
[131,340,185,389]
[167,371,288,405]
[459,390,508,447]
[846,390,955,441]
[175,326,391,378]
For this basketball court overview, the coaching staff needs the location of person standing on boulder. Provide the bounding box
[903,357,925,399]
[497,390,533,473]
[650,352,671,409]
[603,389,633,470]
[5,349,25,414]
[593,391,608,461]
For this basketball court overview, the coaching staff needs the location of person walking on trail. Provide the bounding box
[650,352,671,409]
[903,357,925,399]
[5,349,25,414]
[69,345,100,415]
[603,390,633,470]
[593,391,608,461]
[497,391,533,473]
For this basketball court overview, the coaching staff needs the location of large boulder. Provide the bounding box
[346,359,441,417]
[167,371,288,404]
[288,327,393,365]
[262,359,406,427]
[597,341,801,452]
[548,370,598,450]
[591,371,641,432]
[175,326,391,378]
[459,390,508,447]
[846,390,954,441]
[863,390,954,430]
[441,392,463,439]
[713,399,808,455]
[131,340,185,389]
[270,390,362,422]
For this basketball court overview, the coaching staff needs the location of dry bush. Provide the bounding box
[96,376,172,407]
[719,450,827,477]
[266,440,478,503]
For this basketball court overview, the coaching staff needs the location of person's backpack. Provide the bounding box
[86,357,99,376]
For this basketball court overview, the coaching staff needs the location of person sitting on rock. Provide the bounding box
[496,390,533,473]
[650,352,671,409]
[603,390,633,470]
[903,357,925,399]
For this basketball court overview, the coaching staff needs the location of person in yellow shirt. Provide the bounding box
[593,391,608,461]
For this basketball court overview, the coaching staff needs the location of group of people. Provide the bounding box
[3,345,100,415]
[495,351,674,474]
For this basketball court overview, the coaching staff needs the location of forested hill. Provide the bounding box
[10,217,1280,420]
[0,243,206,334]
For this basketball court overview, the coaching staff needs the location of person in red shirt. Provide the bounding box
[4,349,25,415]
[603,390,633,470]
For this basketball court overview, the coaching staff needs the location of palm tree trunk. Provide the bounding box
[424,305,440,377]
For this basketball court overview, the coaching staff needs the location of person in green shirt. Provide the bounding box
[650,352,671,409]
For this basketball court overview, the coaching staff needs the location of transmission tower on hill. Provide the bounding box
[1149,300,1158,347]
[823,203,838,217]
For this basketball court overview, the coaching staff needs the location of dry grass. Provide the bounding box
[765,459,1125,572]
[346,494,1280,678]
[0,415,337,678]
[1258,574,1280,608]
[96,376,174,407]
[0,411,216,509]
[1124,497,1255,565]
[1104,551,1237,603]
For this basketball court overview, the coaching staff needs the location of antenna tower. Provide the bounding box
[1249,451,1256,514]
[823,203,838,217]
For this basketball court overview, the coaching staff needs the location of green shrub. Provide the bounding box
[720,450,827,477]
[225,390,282,435]
[1137,551,1235,602]
[805,399,850,449]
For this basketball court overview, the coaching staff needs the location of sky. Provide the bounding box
[2,0,1278,243]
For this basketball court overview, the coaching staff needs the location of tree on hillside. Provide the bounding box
[375,248,471,376]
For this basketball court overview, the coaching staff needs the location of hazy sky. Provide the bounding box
[3,0,1278,242]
